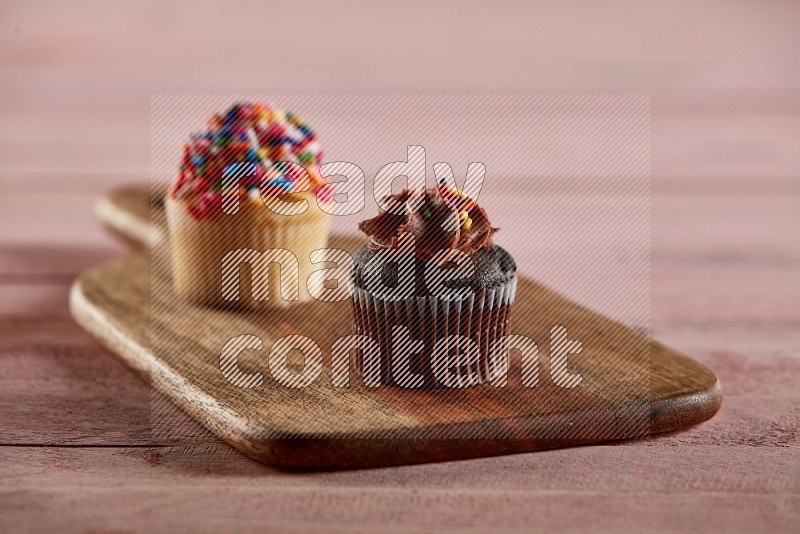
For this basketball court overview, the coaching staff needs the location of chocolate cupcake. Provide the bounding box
[351,187,517,388]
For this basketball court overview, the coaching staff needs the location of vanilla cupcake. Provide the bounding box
[166,102,332,309]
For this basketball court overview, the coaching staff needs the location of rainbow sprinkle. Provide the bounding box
[171,101,331,219]
[437,178,476,231]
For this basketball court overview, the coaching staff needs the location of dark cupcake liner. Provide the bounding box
[351,276,517,388]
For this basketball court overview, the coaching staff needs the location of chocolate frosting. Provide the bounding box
[351,244,516,295]
[358,188,498,262]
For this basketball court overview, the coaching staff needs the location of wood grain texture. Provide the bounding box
[2,188,794,533]
[1,316,793,448]
[2,0,799,529]
[1,445,797,534]
[71,190,721,468]
[2,2,799,184]
[0,318,218,446]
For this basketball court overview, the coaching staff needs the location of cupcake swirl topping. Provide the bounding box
[358,184,498,262]
[170,101,331,219]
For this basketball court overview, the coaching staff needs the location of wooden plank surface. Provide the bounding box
[2,184,798,528]
[2,184,797,531]
[1,446,798,534]
[2,0,800,530]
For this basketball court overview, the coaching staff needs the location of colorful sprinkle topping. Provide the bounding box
[437,178,477,230]
[170,101,331,219]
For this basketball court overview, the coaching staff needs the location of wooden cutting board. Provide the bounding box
[72,186,722,469]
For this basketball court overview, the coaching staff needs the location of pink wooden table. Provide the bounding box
[1,2,798,532]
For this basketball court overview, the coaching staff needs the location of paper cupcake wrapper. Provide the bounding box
[351,275,517,388]
[165,196,330,309]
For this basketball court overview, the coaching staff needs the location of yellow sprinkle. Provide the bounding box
[459,210,469,220]
[462,217,473,230]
